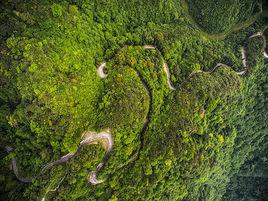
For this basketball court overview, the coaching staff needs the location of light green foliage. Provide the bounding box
[51,3,63,17]
[0,0,267,200]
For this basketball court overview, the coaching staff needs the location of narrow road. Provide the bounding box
[97,63,108,78]
[241,47,247,68]
[248,28,268,59]
[249,32,263,39]
[188,30,268,78]
[97,45,177,91]
[5,130,113,185]
[163,62,176,90]
[189,63,246,78]
[4,29,267,187]
[143,45,156,49]
[181,0,261,40]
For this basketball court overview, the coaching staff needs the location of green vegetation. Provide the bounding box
[0,0,267,200]
[187,0,262,34]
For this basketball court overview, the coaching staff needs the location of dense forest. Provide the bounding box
[0,0,267,200]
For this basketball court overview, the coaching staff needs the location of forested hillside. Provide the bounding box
[0,0,267,200]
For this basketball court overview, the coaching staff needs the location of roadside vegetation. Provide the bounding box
[0,0,267,200]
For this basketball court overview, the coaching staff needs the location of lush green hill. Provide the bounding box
[186,0,262,35]
[0,0,267,200]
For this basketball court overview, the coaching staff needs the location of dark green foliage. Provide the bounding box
[223,141,268,201]
[0,0,267,200]
[246,35,265,68]
[187,0,262,34]
[222,62,268,200]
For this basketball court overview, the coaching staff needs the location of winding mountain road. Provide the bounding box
[248,27,268,59]
[97,29,268,90]
[188,62,246,78]
[181,0,262,40]
[5,130,113,185]
[5,27,268,188]
[97,45,177,90]
[188,30,268,78]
